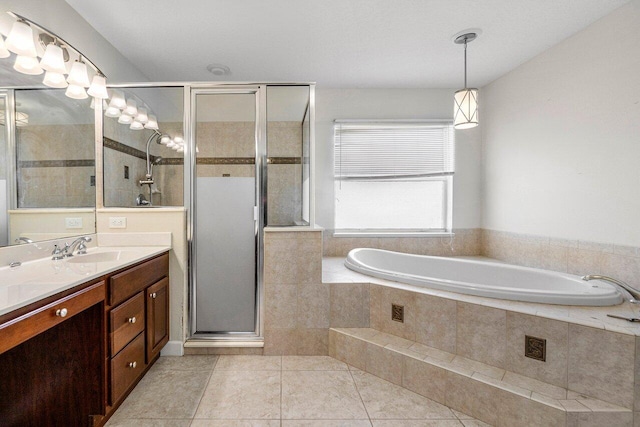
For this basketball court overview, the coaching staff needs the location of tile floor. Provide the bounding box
[106,355,490,426]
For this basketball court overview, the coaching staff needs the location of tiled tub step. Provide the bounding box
[329,328,632,427]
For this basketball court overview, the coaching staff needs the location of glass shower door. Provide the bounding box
[191,88,262,337]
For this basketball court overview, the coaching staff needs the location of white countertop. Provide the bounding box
[0,246,170,316]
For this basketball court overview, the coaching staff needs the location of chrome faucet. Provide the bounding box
[582,275,640,304]
[15,237,33,244]
[63,236,92,257]
[51,244,65,260]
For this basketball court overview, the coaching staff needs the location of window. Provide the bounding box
[334,121,454,234]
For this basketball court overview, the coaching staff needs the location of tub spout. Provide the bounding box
[582,275,640,304]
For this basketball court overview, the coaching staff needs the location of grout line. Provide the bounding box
[190,358,218,423]
[348,364,373,425]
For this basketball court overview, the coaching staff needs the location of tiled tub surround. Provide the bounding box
[323,228,482,257]
[482,229,640,289]
[325,259,640,426]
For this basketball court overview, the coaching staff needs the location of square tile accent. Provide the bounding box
[524,335,546,362]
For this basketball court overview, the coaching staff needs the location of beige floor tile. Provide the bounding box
[282,421,372,426]
[281,370,368,419]
[190,421,281,426]
[351,369,455,420]
[460,420,492,427]
[371,421,463,426]
[214,355,282,371]
[105,420,191,427]
[282,355,348,370]
[110,370,210,420]
[195,370,281,419]
[152,355,218,371]
[451,410,474,420]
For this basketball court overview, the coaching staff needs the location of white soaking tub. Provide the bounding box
[345,248,623,306]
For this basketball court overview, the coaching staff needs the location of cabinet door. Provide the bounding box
[146,277,169,362]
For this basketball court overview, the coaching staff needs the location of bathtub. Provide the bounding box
[345,248,623,306]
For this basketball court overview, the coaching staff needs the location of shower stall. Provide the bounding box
[186,83,314,342]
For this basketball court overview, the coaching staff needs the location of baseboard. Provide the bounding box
[160,340,184,356]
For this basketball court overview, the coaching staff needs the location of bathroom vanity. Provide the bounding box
[0,247,170,426]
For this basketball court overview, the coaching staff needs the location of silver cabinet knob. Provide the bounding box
[128,361,137,368]
[128,317,136,324]
[55,308,68,318]
[150,292,157,299]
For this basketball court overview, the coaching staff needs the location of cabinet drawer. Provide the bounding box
[109,253,168,306]
[111,332,145,404]
[110,292,144,356]
[0,281,105,355]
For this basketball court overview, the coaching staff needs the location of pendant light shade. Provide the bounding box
[130,120,144,130]
[40,43,67,73]
[453,32,479,130]
[159,134,171,145]
[454,88,478,129]
[87,74,109,99]
[13,55,43,75]
[135,107,149,124]
[65,84,88,99]
[5,20,37,57]
[67,59,91,87]
[43,70,69,88]
[0,36,10,58]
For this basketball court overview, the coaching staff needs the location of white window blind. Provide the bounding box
[334,121,455,180]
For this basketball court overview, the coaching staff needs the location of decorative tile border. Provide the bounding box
[18,159,95,168]
[268,157,302,165]
[103,137,148,161]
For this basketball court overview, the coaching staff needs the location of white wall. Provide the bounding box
[481,2,640,246]
[315,88,482,230]
[0,0,148,82]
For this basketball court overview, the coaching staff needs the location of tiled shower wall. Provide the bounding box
[16,124,95,208]
[481,229,640,289]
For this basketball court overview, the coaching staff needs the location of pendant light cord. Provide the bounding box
[464,38,468,89]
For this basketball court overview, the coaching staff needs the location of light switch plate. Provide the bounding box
[109,216,127,228]
[65,217,83,229]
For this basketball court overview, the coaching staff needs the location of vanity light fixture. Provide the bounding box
[144,114,159,130]
[159,134,171,145]
[130,120,144,130]
[109,90,127,109]
[2,12,109,101]
[118,114,133,125]
[0,35,9,58]
[104,106,121,118]
[13,55,43,75]
[124,98,138,117]
[135,107,149,124]
[5,19,37,57]
[453,32,479,129]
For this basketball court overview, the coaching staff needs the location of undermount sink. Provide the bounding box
[66,251,126,263]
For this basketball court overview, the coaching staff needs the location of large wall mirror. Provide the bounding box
[0,86,96,247]
[103,86,184,207]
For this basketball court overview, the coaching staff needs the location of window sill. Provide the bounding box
[332,231,454,238]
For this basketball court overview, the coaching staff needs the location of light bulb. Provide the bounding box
[159,135,171,145]
[14,55,43,75]
[166,141,176,149]
[177,146,185,153]
[40,43,67,74]
[124,98,138,116]
[173,135,184,144]
[144,114,159,130]
[130,120,144,130]
[135,107,148,124]
[109,90,126,109]
[67,60,91,87]
[43,71,68,88]
[118,114,133,124]
[65,84,88,100]
[105,106,121,118]
[0,35,10,59]
[5,20,37,57]
[87,74,109,99]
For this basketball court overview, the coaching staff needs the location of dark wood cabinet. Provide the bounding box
[0,251,170,427]
[146,277,169,362]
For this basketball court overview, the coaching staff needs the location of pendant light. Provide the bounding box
[43,71,68,88]
[453,32,479,129]
[109,90,126,109]
[40,42,67,74]
[88,74,109,99]
[144,114,159,130]
[0,36,10,58]
[13,55,43,75]
[67,58,91,87]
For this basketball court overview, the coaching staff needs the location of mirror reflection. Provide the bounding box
[1,87,96,246]
[103,86,184,207]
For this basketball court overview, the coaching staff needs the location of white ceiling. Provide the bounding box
[65,0,629,89]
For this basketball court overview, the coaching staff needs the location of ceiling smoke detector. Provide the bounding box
[206,63,231,76]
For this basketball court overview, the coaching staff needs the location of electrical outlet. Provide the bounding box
[109,216,127,229]
[65,217,83,229]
